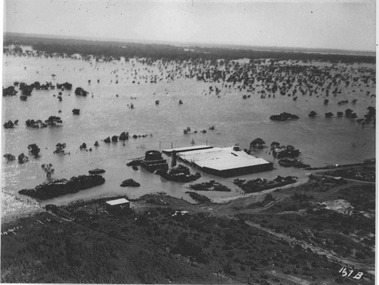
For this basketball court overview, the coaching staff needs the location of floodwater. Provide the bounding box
[2,52,375,219]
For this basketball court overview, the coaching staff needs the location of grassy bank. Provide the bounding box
[1,166,375,284]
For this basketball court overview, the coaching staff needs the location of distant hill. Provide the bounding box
[4,32,375,63]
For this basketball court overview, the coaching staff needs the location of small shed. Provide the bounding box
[105,198,130,214]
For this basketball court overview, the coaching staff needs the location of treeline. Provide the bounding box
[4,33,375,63]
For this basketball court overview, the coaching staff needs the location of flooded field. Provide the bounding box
[2,49,375,218]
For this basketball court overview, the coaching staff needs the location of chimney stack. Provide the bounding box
[171,151,177,167]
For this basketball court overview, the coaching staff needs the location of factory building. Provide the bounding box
[163,145,272,177]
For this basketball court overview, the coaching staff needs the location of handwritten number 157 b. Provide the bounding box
[339,267,363,279]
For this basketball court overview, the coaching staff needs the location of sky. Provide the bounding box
[3,0,376,52]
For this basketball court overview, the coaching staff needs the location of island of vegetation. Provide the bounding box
[18,175,105,200]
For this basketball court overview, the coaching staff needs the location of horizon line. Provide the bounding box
[4,31,376,56]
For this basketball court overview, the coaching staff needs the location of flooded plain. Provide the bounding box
[2,51,375,218]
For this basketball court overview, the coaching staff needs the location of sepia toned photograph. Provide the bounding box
[1,0,376,284]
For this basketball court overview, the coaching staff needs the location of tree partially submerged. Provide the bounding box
[28,144,41,158]
[18,153,29,164]
[41,163,55,182]
[54,143,66,154]
[3,153,15,162]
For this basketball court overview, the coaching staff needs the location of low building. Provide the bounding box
[140,150,169,172]
[105,198,131,215]
[178,146,273,177]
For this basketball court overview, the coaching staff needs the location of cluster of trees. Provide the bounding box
[233,175,297,193]
[18,174,105,200]
[185,191,211,203]
[189,180,231,192]
[25,116,63,128]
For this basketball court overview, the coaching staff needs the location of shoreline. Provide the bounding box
[304,159,375,171]
[1,192,43,225]
[2,159,375,225]
[212,177,310,203]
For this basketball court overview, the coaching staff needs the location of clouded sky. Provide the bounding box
[4,0,376,51]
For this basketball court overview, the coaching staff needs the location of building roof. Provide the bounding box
[106,198,130,206]
[178,147,271,171]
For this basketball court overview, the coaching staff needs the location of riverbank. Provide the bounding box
[1,192,43,224]
[304,158,375,171]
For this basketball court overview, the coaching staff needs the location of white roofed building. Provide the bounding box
[105,198,131,214]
